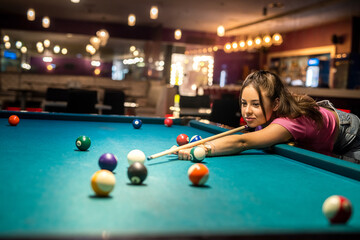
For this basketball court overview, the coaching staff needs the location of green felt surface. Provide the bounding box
[0,113,360,238]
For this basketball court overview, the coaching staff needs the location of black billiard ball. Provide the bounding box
[127,162,147,185]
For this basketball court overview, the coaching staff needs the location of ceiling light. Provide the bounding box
[44,39,50,48]
[128,14,136,26]
[36,42,43,48]
[130,46,136,52]
[27,8,35,21]
[20,46,27,54]
[37,46,44,53]
[232,41,238,51]
[15,41,23,49]
[263,35,272,47]
[254,36,262,48]
[53,45,60,54]
[239,41,246,51]
[71,0,80,3]
[174,29,182,40]
[5,42,11,49]
[43,57,53,63]
[61,48,68,55]
[3,35,10,42]
[96,29,109,46]
[224,43,232,53]
[217,25,225,37]
[246,37,254,48]
[90,36,100,49]
[150,6,158,20]
[272,33,283,45]
[42,16,50,28]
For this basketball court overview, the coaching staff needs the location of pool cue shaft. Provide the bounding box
[147,125,248,160]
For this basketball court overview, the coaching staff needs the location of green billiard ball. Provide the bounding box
[76,135,91,151]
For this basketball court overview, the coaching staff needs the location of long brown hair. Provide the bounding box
[240,70,323,127]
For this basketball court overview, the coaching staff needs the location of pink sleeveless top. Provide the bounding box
[271,107,337,155]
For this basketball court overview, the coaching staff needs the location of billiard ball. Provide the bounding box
[188,163,209,186]
[91,170,116,197]
[127,149,146,165]
[98,153,118,172]
[190,146,206,162]
[190,135,202,143]
[75,135,91,151]
[8,115,20,126]
[132,119,142,129]
[127,162,148,185]
[164,118,173,127]
[322,195,352,224]
[176,134,189,146]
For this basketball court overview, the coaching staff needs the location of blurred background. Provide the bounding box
[1,0,360,125]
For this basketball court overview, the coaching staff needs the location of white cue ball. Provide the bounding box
[127,149,146,165]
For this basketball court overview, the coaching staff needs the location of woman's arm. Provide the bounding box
[177,123,293,159]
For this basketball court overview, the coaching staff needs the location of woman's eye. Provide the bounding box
[253,103,260,107]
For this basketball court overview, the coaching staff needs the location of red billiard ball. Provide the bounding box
[8,115,20,126]
[322,195,352,224]
[164,118,173,127]
[176,134,189,146]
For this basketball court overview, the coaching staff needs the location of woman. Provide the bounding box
[177,70,360,163]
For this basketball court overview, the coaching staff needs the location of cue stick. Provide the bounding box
[147,125,248,160]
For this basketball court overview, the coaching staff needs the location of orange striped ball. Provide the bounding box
[91,170,116,196]
[188,163,209,186]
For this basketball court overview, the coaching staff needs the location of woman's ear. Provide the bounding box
[273,98,280,111]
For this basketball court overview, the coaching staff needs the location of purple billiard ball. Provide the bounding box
[98,153,118,172]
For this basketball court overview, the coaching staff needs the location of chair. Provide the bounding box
[102,90,125,115]
[43,88,69,113]
[66,89,98,114]
[209,98,241,128]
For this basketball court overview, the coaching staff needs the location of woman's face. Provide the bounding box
[240,85,277,128]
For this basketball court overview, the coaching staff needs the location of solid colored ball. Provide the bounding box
[164,118,173,127]
[127,162,148,185]
[176,134,189,146]
[8,115,20,126]
[190,146,206,162]
[132,119,142,129]
[98,153,118,172]
[127,149,146,165]
[190,135,202,143]
[91,170,116,197]
[322,195,352,224]
[75,135,91,151]
[188,163,209,186]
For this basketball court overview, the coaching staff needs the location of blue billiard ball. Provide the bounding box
[190,135,202,143]
[99,153,118,172]
[132,119,142,129]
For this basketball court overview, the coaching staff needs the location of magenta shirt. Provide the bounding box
[271,107,337,155]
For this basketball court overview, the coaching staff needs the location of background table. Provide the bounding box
[0,111,360,239]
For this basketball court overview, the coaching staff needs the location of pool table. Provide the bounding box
[1,111,360,239]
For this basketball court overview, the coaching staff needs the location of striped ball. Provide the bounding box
[190,146,206,162]
[322,195,352,223]
[190,135,202,143]
[91,170,116,197]
[188,163,209,186]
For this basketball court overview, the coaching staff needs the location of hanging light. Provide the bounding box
[96,29,109,46]
[42,16,50,28]
[217,25,225,37]
[150,6,158,19]
[3,35,10,42]
[254,36,262,48]
[272,33,283,45]
[27,8,35,21]
[231,41,238,51]
[20,46,27,54]
[174,29,182,40]
[61,48,68,55]
[224,42,232,53]
[44,39,50,48]
[128,14,136,26]
[263,35,272,47]
[37,46,44,53]
[15,41,23,49]
[5,42,11,49]
[239,40,246,51]
[53,45,60,54]
[246,37,254,48]
[90,36,100,49]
